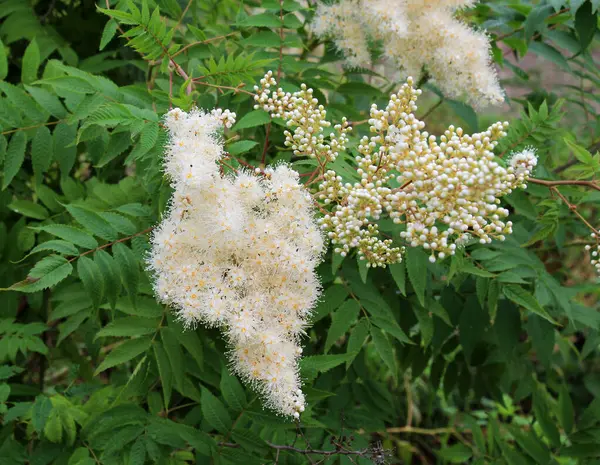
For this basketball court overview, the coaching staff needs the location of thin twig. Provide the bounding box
[40,0,57,24]
[172,0,193,36]
[419,99,444,120]
[404,373,413,428]
[172,32,238,57]
[260,123,272,167]
[68,227,153,263]
[350,118,369,127]
[494,8,570,41]
[260,0,286,166]
[529,178,600,193]
[266,442,371,457]
[191,80,255,96]
[551,187,599,235]
[387,426,457,435]
[2,121,61,135]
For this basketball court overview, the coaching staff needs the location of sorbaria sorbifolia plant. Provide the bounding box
[149,72,535,418]
[1,0,600,462]
[255,71,537,268]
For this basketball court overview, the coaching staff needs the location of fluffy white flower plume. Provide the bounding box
[310,0,503,109]
[148,108,325,418]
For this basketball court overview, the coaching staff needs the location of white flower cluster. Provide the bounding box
[254,71,352,162]
[310,0,504,109]
[148,108,325,418]
[256,73,537,267]
[585,233,600,275]
[322,78,536,265]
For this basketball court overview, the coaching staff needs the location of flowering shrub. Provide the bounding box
[0,0,599,464]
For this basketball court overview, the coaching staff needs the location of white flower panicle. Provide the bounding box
[310,0,504,110]
[255,73,537,267]
[254,71,352,162]
[585,233,600,276]
[148,108,325,419]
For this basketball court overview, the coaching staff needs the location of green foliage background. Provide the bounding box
[0,0,599,464]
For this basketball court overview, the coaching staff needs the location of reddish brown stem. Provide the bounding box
[529,178,600,192]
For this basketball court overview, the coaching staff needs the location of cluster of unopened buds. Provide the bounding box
[210,108,236,129]
[148,108,324,418]
[255,72,537,267]
[254,71,352,162]
[585,233,600,275]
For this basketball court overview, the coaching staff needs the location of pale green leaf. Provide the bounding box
[220,368,247,412]
[33,224,98,249]
[94,249,121,309]
[10,255,73,293]
[32,396,53,433]
[371,326,397,377]
[65,204,119,241]
[53,122,78,179]
[301,352,357,380]
[30,240,79,257]
[503,285,557,324]
[112,243,139,300]
[96,316,159,339]
[3,131,27,190]
[36,76,96,94]
[31,126,53,185]
[558,384,574,434]
[153,341,172,409]
[177,328,204,369]
[325,299,360,353]
[94,336,152,375]
[406,247,426,306]
[227,140,259,156]
[232,110,271,131]
[8,199,49,220]
[389,261,406,296]
[200,387,232,434]
[346,318,369,368]
[161,327,183,390]
[25,85,67,119]
[57,310,90,345]
[100,19,119,51]
[438,444,472,463]
[0,39,7,81]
